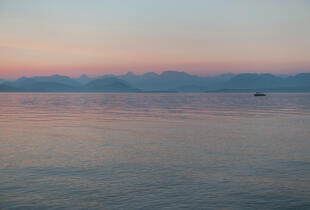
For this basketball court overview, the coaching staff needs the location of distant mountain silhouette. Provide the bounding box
[0,71,309,92]
[290,73,310,87]
[0,84,20,92]
[76,74,93,84]
[19,82,76,92]
[83,77,140,92]
[114,71,234,91]
[217,73,310,92]
[0,79,7,84]
[12,75,81,88]
[222,74,284,89]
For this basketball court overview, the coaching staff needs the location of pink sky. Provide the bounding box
[1,0,309,79]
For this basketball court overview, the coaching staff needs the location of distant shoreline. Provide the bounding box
[0,90,309,93]
[1,72,309,93]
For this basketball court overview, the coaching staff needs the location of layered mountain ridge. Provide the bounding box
[0,71,309,92]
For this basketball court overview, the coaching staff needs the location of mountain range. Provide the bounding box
[0,71,309,92]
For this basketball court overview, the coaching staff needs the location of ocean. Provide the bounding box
[0,93,309,209]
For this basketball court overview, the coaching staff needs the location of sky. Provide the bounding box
[0,0,309,79]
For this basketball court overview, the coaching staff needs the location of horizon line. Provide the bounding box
[1,70,310,81]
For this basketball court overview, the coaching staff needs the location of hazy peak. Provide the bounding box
[125,72,135,76]
[79,74,89,79]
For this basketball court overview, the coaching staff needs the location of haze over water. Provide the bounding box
[0,93,310,209]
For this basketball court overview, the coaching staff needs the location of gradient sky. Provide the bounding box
[0,0,310,79]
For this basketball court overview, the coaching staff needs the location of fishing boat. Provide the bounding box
[254,92,266,96]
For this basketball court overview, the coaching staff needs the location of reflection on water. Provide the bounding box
[0,93,310,209]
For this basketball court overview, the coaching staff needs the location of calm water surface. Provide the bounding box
[0,93,310,209]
